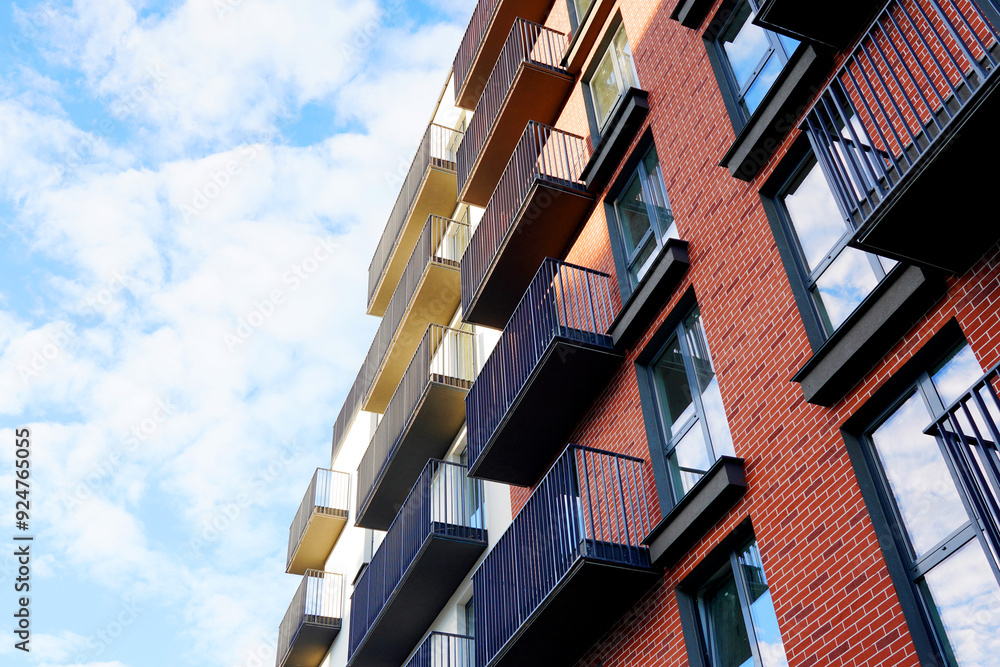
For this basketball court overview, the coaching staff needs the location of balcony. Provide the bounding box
[368,123,463,316]
[803,0,1000,274]
[457,19,574,207]
[453,0,553,110]
[472,445,660,667]
[466,259,623,487]
[929,364,1000,557]
[356,326,477,530]
[462,122,593,328]
[756,0,889,49]
[277,570,344,667]
[404,633,474,667]
[361,215,470,414]
[348,460,486,667]
[286,469,351,575]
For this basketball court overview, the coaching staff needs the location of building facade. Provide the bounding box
[278,0,1000,666]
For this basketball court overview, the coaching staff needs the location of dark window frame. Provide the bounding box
[840,323,1000,666]
[634,288,734,511]
[603,129,678,302]
[704,0,799,132]
[581,14,638,143]
[760,135,897,349]
[676,518,786,667]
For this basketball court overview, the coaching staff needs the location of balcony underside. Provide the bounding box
[485,556,660,667]
[286,510,349,575]
[369,166,458,317]
[465,181,593,328]
[848,70,1000,274]
[280,618,342,667]
[455,0,553,110]
[755,0,886,49]
[362,262,461,414]
[468,338,622,486]
[356,381,470,530]
[460,66,574,207]
[347,529,487,667]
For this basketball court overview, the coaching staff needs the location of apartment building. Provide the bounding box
[276,0,1000,666]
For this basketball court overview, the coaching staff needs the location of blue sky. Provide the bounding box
[0,1,467,665]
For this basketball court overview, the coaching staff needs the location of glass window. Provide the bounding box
[715,0,798,122]
[613,144,678,288]
[587,24,639,130]
[863,343,1000,665]
[694,539,788,667]
[569,0,593,29]
[649,307,734,500]
[778,153,895,334]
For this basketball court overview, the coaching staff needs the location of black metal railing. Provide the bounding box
[931,365,1000,562]
[356,325,477,521]
[369,123,463,310]
[404,632,475,667]
[461,121,590,316]
[472,445,654,667]
[466,259,616,468]
[277,570,344,667]
[454,0,499,102]
[456,19,569,197]
[349,460,485,658]
[803,0,999,229]
[287,468,351,568]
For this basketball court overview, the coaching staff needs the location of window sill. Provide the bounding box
[670,0,719,29]
[792,264,947,407]
[720,44,833,181]
[608,238,690,348]
[642,456,747,567]
[582,88,650,193]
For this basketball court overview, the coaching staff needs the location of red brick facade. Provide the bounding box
[506,0,1000,665]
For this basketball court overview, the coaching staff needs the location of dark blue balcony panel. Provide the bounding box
[286,469,351,575]
[803,0,1000,274]
[348,461,487,667]
[404,633,474,667]
[457,20,574,206]
[466,259,623,487]
[276,571,344,667]
[462,122,593,329]
[473,446,661,667]
[356,326,477,530]
[756,0,888,48]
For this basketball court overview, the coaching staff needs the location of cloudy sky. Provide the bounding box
[0,0,466,664]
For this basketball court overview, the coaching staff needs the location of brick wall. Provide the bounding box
[504,0,1000,664]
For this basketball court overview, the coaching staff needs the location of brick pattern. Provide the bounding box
[496,0,1000,664]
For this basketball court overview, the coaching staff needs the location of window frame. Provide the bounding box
[648,308,729,502]
[676,521,787,667]
[710,0,798,127]
[607,140,677,295]
[774,150,893,335]
[567,0,595,33]
[634,289,733,510]
[583,20,640,139]
[840,327,1000,666]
